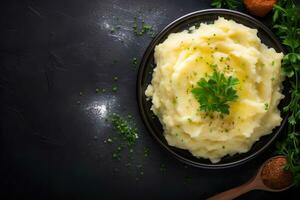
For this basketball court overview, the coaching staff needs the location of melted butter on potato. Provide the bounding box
[145,17,284,163]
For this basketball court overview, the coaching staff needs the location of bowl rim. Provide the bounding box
[136,8,288,169]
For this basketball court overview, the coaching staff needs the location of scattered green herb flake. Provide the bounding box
[110,27,116,33]
[272,60,275,66]
[107,138,113,143]
[271,77,275,81]
[133,17,154,36]
[102,88,106,93]
[111,113,138,147]
[132,57,138,65]
[79,92,83,96]
[172,98,177,104]
[264,103,269,111]
[95,88,100,93]
[143,147,149,157]
[112,86,118,92]
[114,76,118,81]
[192,70,239,115]
[143,24,152,30]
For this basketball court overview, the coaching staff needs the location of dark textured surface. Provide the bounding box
[0,0,299,199]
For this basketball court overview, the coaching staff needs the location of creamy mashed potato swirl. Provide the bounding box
[145,17,284,163]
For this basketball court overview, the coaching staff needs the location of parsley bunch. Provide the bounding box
[192,71,239,115]
[211,0,242,10]
[272,0,300,185]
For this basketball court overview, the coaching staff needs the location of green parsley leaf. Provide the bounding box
[191,70,239,115]
[211,0,241,10]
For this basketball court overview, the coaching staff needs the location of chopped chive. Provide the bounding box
[112,86,118,92]
[264,103,269,111]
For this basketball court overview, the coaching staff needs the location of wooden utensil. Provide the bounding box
[207,156,293,200]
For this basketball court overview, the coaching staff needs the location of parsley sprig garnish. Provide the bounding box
[192,70,239,115]
[211,0,241,10]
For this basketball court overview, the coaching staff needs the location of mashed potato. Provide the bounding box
[145,17,284,163]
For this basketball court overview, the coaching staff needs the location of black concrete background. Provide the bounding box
[0,0,299,199]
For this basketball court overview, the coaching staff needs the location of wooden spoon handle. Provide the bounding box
[206,181,256,200]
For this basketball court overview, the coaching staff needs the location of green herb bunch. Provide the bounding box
[192,70,239,115]
[211,0,242,10]
[272,0,300,185]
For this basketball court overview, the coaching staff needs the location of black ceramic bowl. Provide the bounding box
[137,9,288,169]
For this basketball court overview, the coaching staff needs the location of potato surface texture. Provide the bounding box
[145,18,284,163]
